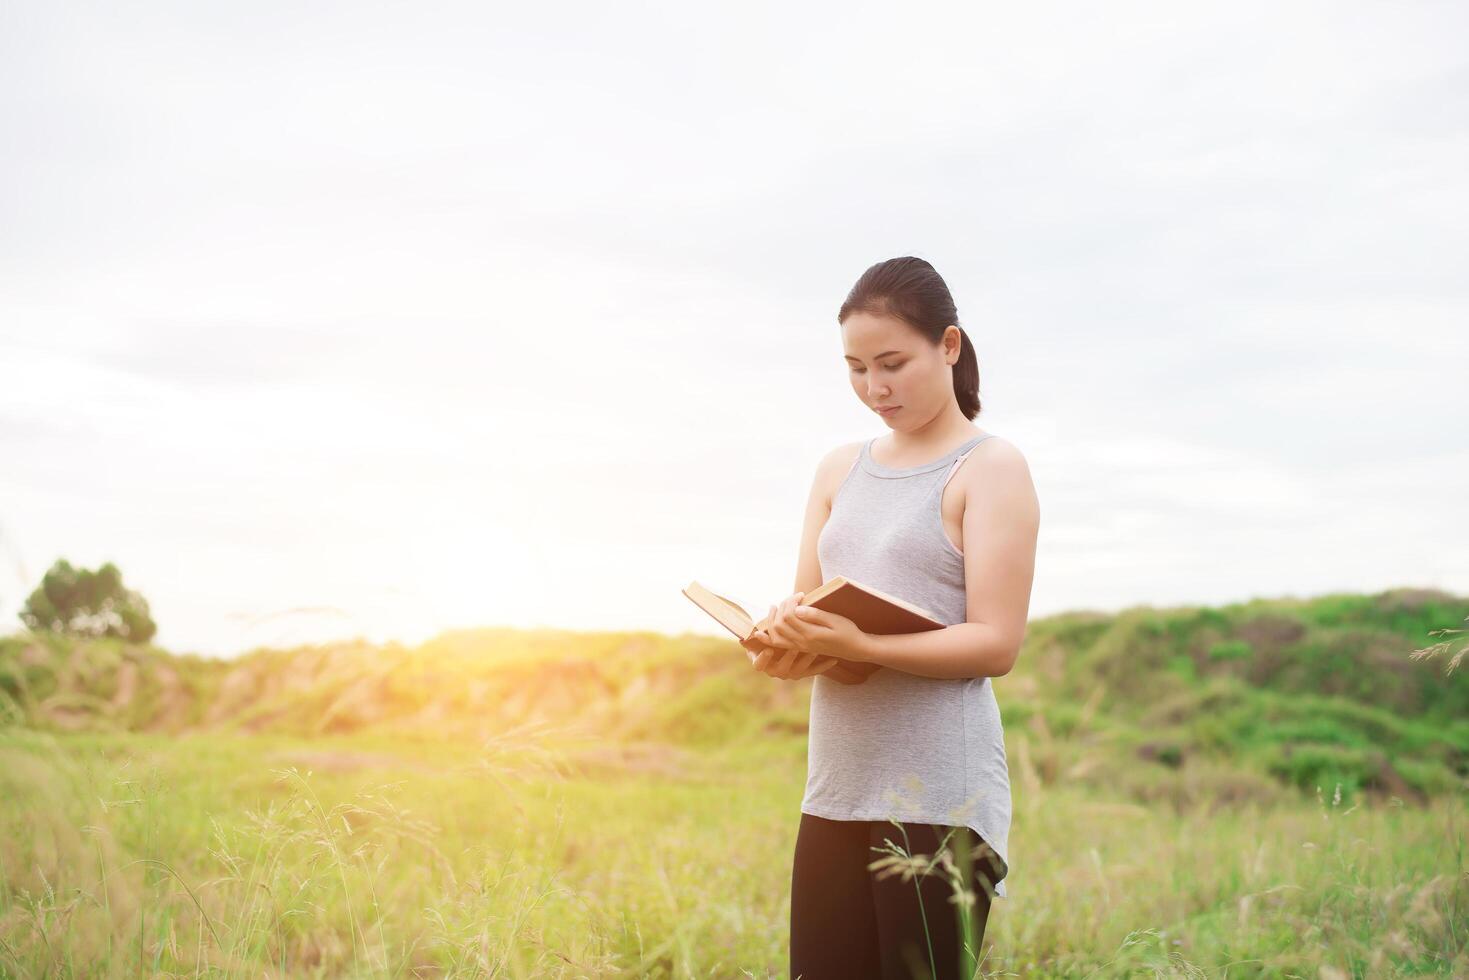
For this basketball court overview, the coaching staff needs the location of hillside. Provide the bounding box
[2,586,1466,806]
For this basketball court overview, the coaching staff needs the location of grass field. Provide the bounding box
[1,588,1466,977]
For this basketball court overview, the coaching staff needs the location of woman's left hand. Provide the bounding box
[761,603,871,663]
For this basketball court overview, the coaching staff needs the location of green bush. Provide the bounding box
[1261,743,1377,800]
[1208,640,1252,661]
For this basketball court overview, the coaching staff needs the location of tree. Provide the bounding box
[18,558,158,643]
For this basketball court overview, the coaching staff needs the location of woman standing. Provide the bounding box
[751,256,1040,979]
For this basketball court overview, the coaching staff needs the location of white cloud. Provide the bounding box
[2,0,1466,654]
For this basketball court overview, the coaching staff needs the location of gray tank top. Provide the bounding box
[804,432,1012,899]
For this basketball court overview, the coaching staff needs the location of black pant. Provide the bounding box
[790,812,1007,980]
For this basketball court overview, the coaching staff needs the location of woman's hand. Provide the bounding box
[746,591,878,682]
[751,591,832,680]
[748,641,880,683]
[749,642,875,683]
[749,643,840,680]
[758,591,809,653]
[760,595,871,663]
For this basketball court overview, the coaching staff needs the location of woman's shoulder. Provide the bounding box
[817,440,865,476]
[809,440,865,502]
[970,432,1030,471]
[959,433,1038,509]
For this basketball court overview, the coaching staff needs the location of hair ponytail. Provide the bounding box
[954,325,980,419]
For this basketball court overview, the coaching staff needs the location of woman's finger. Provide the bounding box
[774,593,797,631]
[758,649,783,676]
[802,656,840,678]
[777,596,802,645]
[757,644,789,676]
[770,616,801,649]
[766,646,796,678]
[774,600,791,639]
[780,592,802,626]
[791,655,839,679]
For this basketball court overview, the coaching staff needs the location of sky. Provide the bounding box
[2,0,1466,657]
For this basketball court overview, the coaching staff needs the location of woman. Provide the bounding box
[749,256,1040,979]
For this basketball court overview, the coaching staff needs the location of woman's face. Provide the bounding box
[841,309,959,429]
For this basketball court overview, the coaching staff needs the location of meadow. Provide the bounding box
[0,588,1465,977]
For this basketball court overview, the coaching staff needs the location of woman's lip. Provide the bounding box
[876,406,901,415]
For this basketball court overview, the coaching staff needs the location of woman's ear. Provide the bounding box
[944,325,961,364]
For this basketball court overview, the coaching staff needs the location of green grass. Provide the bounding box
[0,728,1463,977]
[0,585,1465,976]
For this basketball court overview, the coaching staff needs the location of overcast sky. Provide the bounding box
[3,1,1466,656]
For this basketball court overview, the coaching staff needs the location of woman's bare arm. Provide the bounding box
[754,443,875,684]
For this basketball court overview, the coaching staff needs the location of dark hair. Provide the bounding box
[837,256,981,419]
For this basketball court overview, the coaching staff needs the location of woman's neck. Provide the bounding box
[879,405,982,462]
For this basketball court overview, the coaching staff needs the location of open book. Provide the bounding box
[682,576,945,665]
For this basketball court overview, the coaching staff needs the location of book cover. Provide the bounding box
[681,576,945,656]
